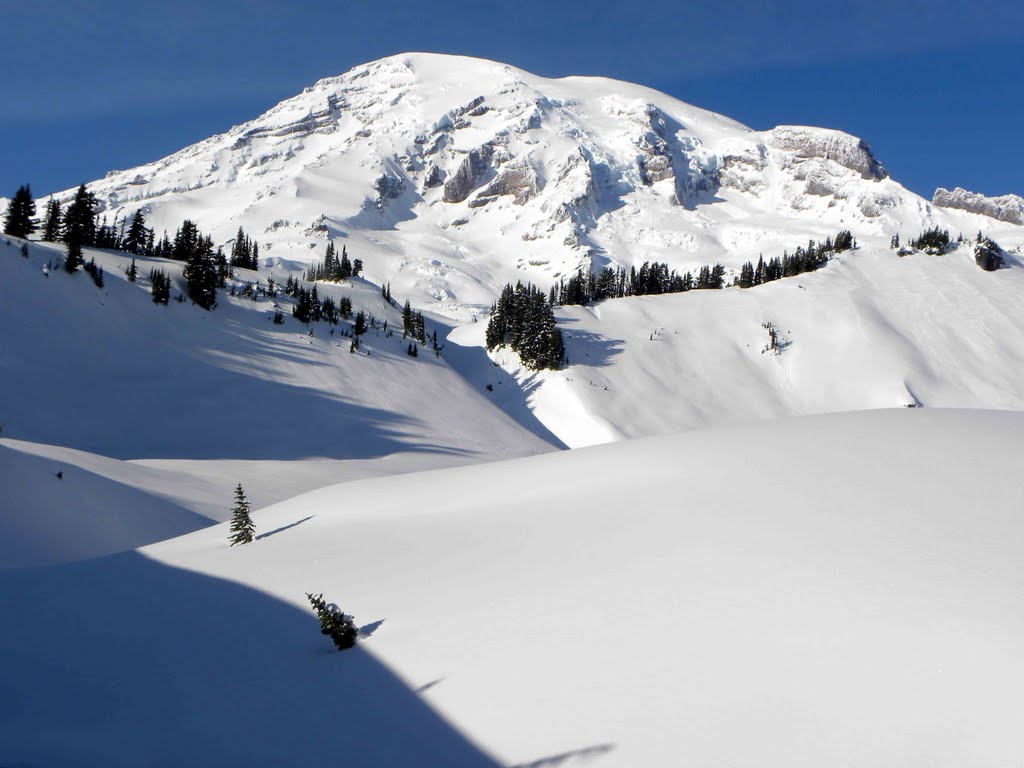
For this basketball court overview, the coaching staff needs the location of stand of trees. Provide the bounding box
[401,300,426,343]
[486,282,565,371]
[304,242,363,282]
[230,226,259,270]
[553,260,726,306]
[736,230,852,289]
[909,227,951,254]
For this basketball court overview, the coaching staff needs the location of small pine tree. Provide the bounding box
[306,592,358,650]
[228,483,255,545]
[126,258,138,282]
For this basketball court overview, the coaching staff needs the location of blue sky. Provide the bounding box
[1,0,1021,199]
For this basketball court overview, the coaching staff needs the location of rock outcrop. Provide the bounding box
[933,187,1024,225]
[768,126,888,180]
[442,145,495,203]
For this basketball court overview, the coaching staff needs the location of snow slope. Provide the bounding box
[0,439,209,568]
[2,409,1022,766]
[47,53,1024,319]
[463,236,1024,447]
[0,235,552,565]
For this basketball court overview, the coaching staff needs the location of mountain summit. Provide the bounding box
[55,53,1019,315]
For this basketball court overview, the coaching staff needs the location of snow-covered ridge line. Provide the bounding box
[32,52,1019,320]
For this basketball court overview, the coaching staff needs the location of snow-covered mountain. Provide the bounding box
[4,51,1024,768]
[53,52,1023,319]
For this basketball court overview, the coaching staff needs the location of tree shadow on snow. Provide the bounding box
[0,553,502,767]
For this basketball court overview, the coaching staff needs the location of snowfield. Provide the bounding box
[3,51,1024,767]
[2,410,1023,766]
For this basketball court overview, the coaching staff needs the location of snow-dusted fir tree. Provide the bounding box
[228,483,255,545]
[306,592,359,650]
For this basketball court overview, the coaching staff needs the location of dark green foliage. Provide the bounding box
[486,282,565,371]
[400,300,426,342]
[230,227,258,270]
[122,210,152,256]
[339,247,352,280]
[94,216,120,249]
[354,310,367,335]
[183,236,218,310]
[42,199,62,241]
[83,258,105,288]
[352,258,363,277]
[150,269,171,305]
[126,259,138,282]
[62,185,98,248]
[272,309,285,324]
[3,184,37,238]
[228,483,255,546]
[833,230,855,252]
[64,240,84,273]
[172,220,201,262]
[306,592,358,651]
[910,227,951,254]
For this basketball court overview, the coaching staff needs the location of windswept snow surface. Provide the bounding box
[2,409,1022,766]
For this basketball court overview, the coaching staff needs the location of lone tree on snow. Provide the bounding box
[306,592,359,650]
[228,483,255,545]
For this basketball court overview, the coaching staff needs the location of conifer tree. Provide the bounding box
[64,239,84,273]
[122,210,150,255]
[228,483,255,545]
[3,184,38,238]
[150,268,171,304]
[126,258,138,282]
[306,592,358,650]
[42,199,62,241]
[183,237,218,310]
[62,185,98,248]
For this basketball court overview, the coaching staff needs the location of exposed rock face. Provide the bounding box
[422,163,444,189]
[768,126,888,180]
[636,105,676,185]
[478,161,542,205]
[442,145,495,203]
[933,187,1024,225]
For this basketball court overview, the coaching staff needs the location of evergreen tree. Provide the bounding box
[64,239,84,273]
[306,592,358,650]
[2,184,38,238]
[228,483,255,545]
[183,238,218,310]
[352,257,363,277]
[339,247,352,280]
[354,310,367,335]
[172,219,201,262]
[122,210,150,255]
[41,199,62,241]
[62,185,98,248]
[126,258,138,282]
[150,269,171,304]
